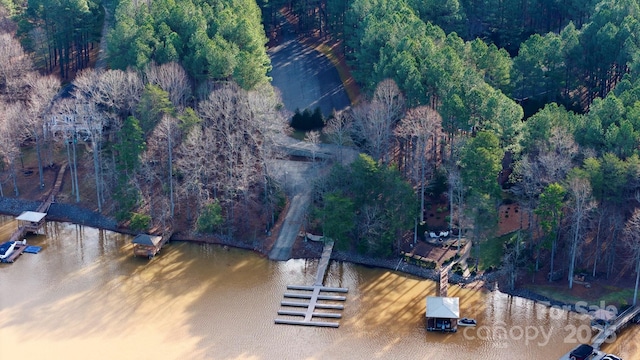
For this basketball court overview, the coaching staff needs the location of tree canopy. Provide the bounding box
[107,0,271,89]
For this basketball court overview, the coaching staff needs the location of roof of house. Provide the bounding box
[426,296,460,319]
[132,234,162,246]
[16,211,47,223]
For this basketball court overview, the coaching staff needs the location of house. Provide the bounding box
[426,296,459,332]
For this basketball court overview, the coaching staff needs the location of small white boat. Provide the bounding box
[0,241,17,260]
[458,317,477,327]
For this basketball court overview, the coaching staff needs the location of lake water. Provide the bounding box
[0,217,635,359]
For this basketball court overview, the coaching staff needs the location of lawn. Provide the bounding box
[476,232,515,271]
[523,283,636,310]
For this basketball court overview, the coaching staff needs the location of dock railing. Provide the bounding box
[591,304,640,349]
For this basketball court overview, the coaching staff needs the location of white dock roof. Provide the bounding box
[16,211,47,223]
[426,296,460,319]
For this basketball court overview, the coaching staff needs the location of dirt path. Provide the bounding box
[95,1,113,70]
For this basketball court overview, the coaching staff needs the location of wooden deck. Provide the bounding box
[275,240,349,328]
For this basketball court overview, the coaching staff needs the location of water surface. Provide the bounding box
[0,218,635,359]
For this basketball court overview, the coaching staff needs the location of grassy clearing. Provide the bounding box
[476,233,512,271]
[524,284,635,309]
[598,286,635,307]
[523,284,591,305]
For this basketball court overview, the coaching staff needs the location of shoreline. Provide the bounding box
[0,197,582,313]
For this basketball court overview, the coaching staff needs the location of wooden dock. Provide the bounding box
[275,240,349,328]
[2,163,67,264]
[132,229,173,259]
[558,305,640,359]
[591,304,640,349]
[1,242,27,263]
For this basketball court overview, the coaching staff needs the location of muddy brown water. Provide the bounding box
[0,217,636,359]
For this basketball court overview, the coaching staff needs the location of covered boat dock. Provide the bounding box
[15,211,47,234]
[132,234,168,259]
[426,296,460,332]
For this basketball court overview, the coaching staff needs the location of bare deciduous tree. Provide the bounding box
[510,156,544,269]
[352,79,405,163]
[304,130,321,163]
[178,83,264,233]
[323,109,353,163]
[24,72,60,189]
[247,84,290,230]
[371,78,405,126]
[567,173,595,289]
[176,125,214,222]
[0,33,31,99]
[0,101,23,196]
[145,62,192,110]
[0,5,17,34]
[623,208,640,305]
[538,127,578,184]
[395,105,442,224]
[145,114,180,219]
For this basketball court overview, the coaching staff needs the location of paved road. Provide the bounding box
[267,14,351,117]
[266,142,359,261]
[267,158,317,261]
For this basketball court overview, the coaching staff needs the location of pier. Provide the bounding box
[2,163,67,263]
[558,305,640,359]
[275,240,349,328]
[592,304,640,349]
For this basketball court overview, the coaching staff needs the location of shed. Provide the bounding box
[16,211,47,234]
[426,296,460,332]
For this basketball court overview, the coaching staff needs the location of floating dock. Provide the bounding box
[275,240,348,327]
[1,242,27,263]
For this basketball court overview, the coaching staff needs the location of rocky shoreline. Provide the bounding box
[0,197,580,313]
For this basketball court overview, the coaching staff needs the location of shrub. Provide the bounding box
[427,167,448,198]
[130,212,151,231]
[197,200,224,233]
[290,107,324,131]
[424,260,437,269]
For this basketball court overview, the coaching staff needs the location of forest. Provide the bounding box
[1,0,640,297]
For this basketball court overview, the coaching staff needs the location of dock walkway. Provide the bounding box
[275,240,349,327]
[557,305,640,359]
[2,163,67,263]
[592,304,640,349]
